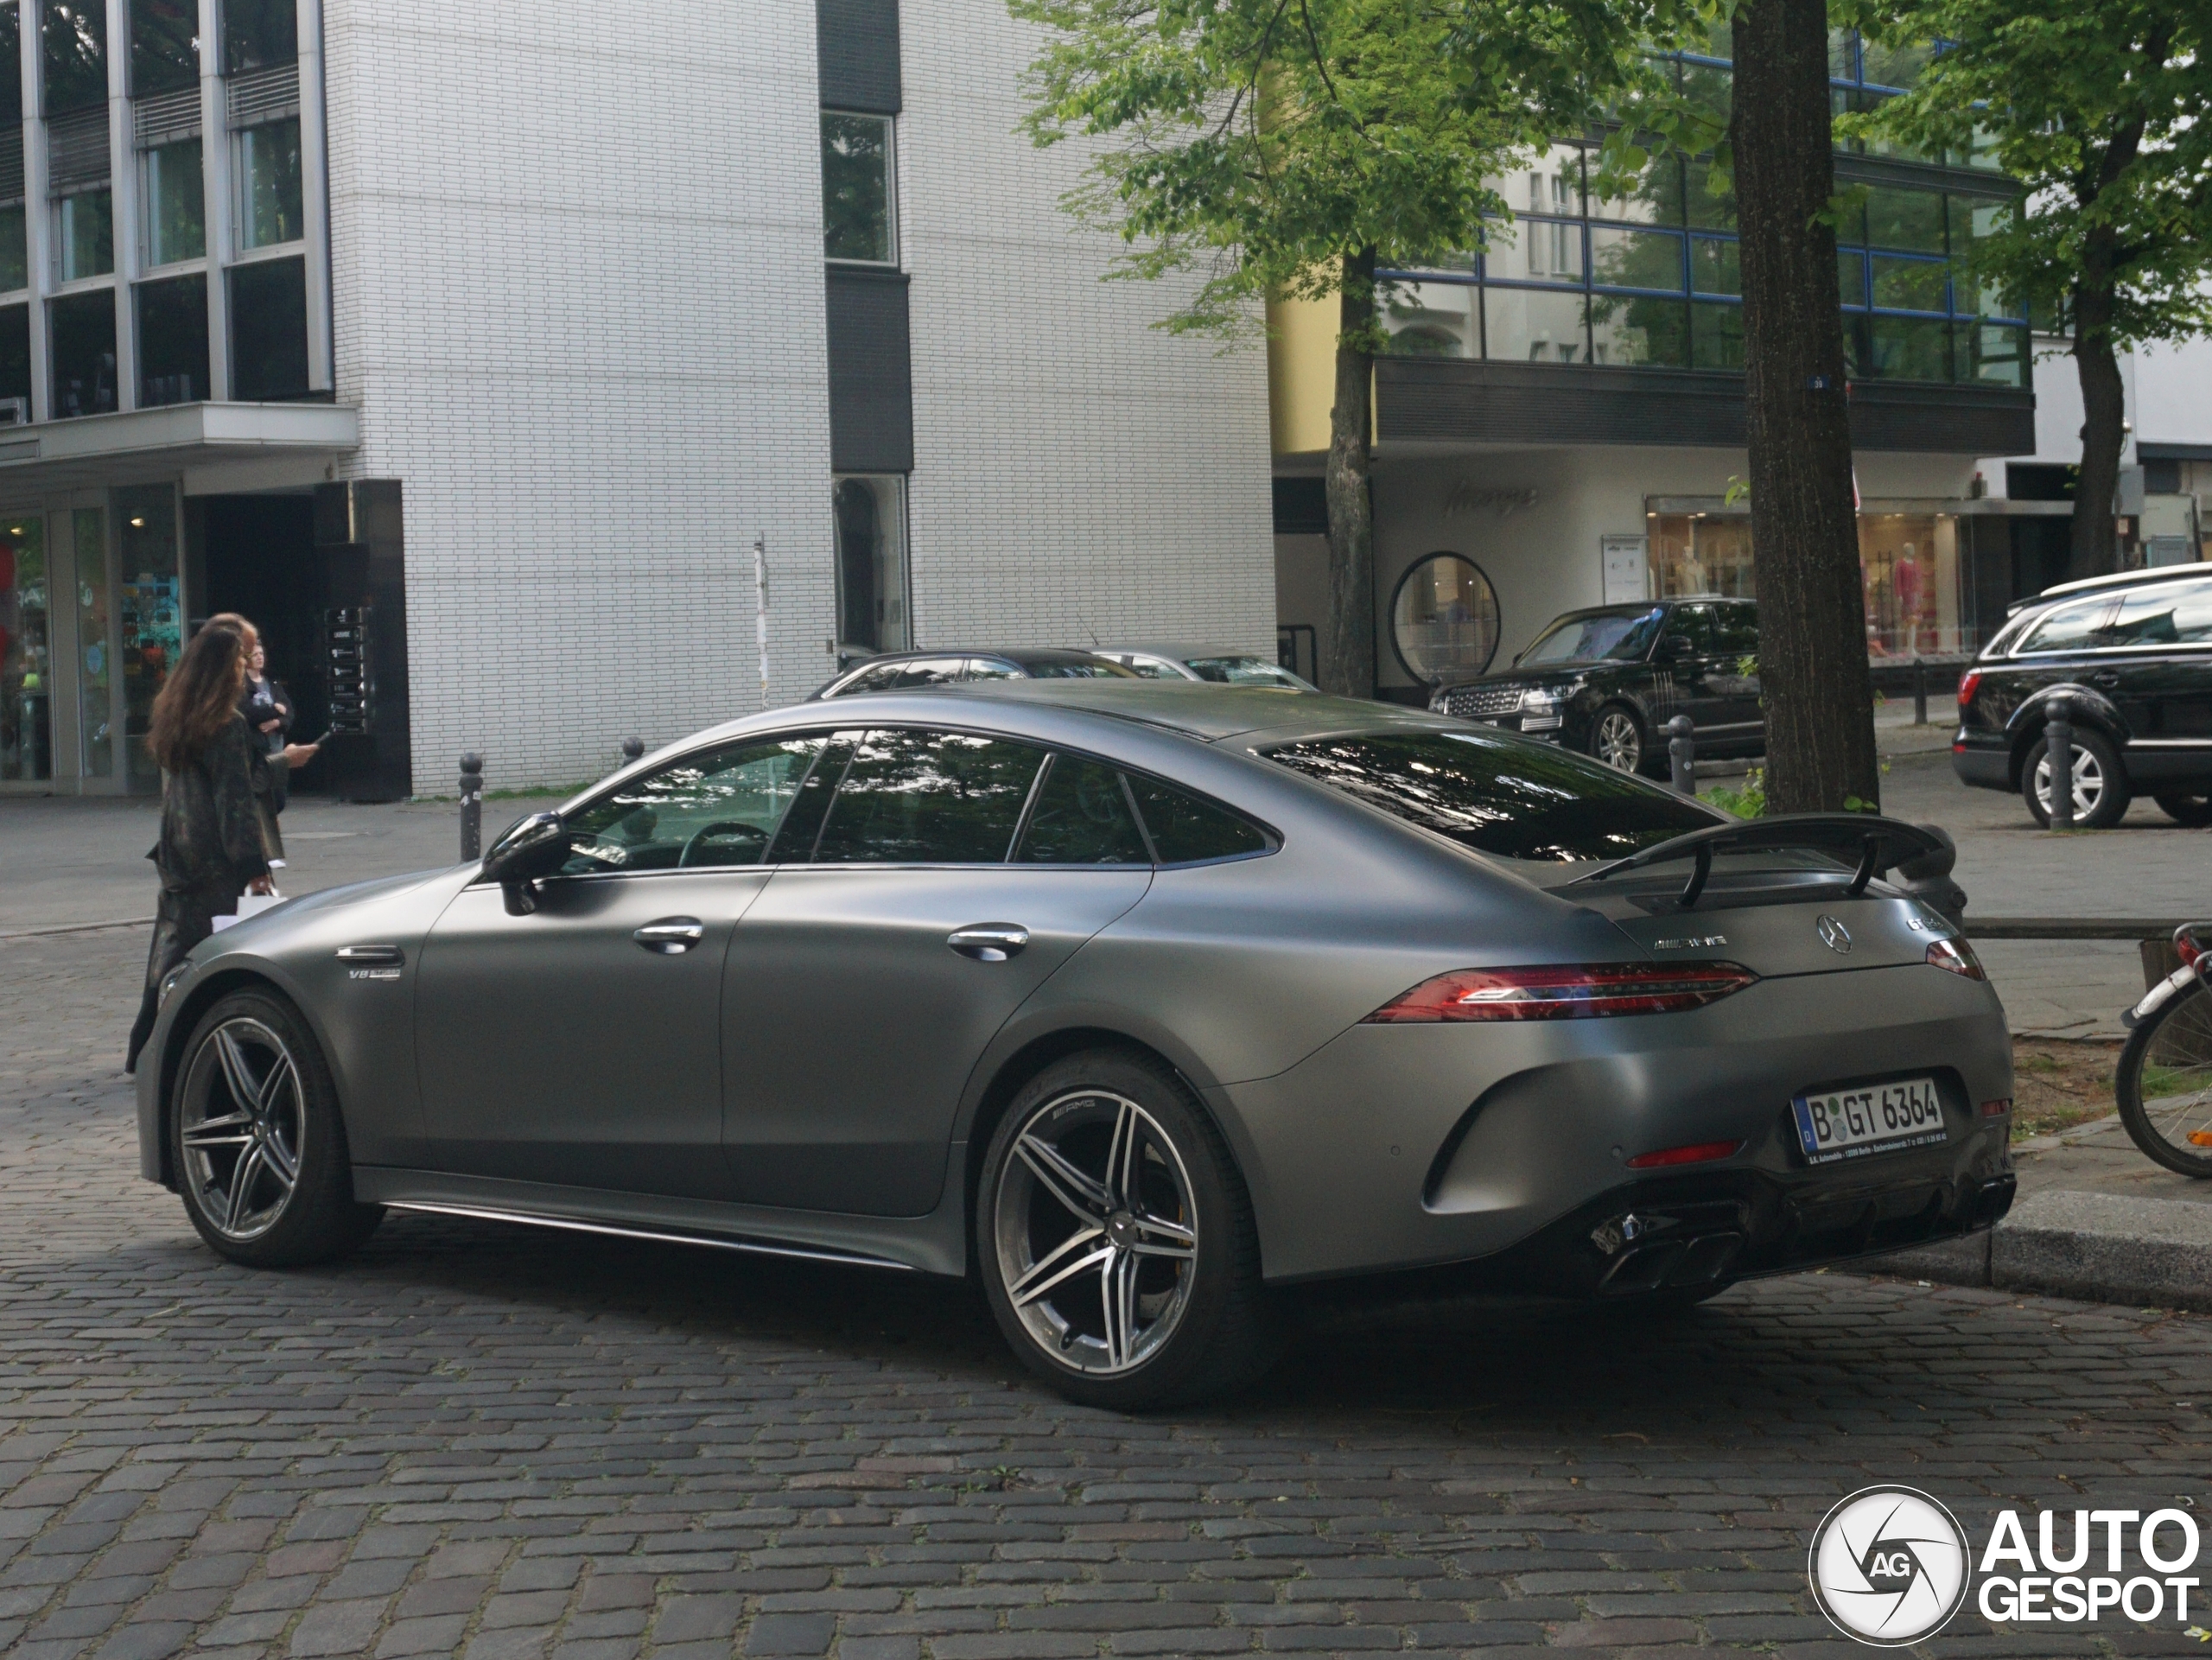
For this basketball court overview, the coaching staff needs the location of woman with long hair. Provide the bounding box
[125,617,273,1072]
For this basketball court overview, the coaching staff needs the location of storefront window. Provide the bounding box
[75,506,109,776]
[118,487,179,786]
[50,288,116,417]
[832,475,909,655]
[2,517,50,781]
[1644,509,1977,657]
[1390,553,1500,684]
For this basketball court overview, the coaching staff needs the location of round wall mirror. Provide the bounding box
[1390,553,1501,684]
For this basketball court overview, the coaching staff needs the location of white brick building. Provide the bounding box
[0,0,1275,800]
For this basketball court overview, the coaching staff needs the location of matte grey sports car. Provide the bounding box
[137,684,2016,1407]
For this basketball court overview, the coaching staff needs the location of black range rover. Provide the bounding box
[1953,564,2212,827]
[1429,597,1764,775]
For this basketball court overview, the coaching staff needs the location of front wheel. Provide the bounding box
[977,1049,1274,1409]
[2154,792,2212,827]
[1591,705,1646,775]
[170,989,383,1266]
[2117,976,2212,1179]
[2022,727,2130,829]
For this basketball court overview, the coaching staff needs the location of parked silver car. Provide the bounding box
[1100,643,1316,690]
[137,684,2014,1407]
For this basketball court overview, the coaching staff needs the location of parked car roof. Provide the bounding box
[2024,563,2209,608]
[810,647,1137,698]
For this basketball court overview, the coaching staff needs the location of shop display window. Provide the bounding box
[75,506,109,776]
[1390,553,1500,684]
[118,487,179,787]
[1,517,50,781]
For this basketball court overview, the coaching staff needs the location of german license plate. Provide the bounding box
[1791,1077,1948,1164]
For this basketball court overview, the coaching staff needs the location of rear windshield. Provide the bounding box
[1264,728,1716,862]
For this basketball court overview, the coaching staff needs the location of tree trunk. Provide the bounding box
[2068,276,2126,582]
[1730,0,1881,814]
[1321,247,1377,700]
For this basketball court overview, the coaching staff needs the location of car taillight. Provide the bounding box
[1363,963,1757,1022]
[1926,938,1986,981]
[1626,1139,1744,1169]
[1957,669,1982,709]
[1980,1098,2012,1117]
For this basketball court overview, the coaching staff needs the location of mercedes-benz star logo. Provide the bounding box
[1817,914,1853,954]
[1807,1485,1971,1646]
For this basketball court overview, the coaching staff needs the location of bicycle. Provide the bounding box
[2117,923,2212,1179]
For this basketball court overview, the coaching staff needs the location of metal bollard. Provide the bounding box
[1912,658,1928,726]
[459,753,484,862]
[621,735,645,764]
[2044,696,2075,830]
[1668,715,1696,796]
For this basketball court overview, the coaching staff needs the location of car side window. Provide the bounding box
[2110,577,2212,647]
[1015,754,1149,864]
[964,658,1021,681]
[1125,774,1273,863]
[562,735,830,875]
[1662,604,1718,657]
[1123,657,1185,680]
[841,662,907,695]
[1713,607,1760,658]
[812,728,1050,864]
[2016,597,2113,654]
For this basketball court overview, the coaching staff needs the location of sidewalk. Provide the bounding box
[1859,1111,2212,1313]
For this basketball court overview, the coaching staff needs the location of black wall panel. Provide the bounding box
[818,0,900,112]
[826,267,913,474]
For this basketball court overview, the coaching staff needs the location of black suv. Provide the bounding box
[1429,597,1763,775]
[1953,564,2212,827]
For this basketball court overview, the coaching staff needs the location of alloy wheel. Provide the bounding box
[1594,710,1642,773]
[2031,744,2104,822]
[178,1018,306,1243]
[992,1090,1198,1376]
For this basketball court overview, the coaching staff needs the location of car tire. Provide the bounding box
[2021,726,2130,830]
[169,989,383,1269]
[2154,792,2212,827]
[977,1048,1276,1409]
[1590,704,1647,775]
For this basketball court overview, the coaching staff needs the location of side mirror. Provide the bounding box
[1659,635,1693,660]
[480,811,570,916]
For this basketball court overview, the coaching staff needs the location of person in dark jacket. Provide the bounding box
[219,620,315,865]
[125,619,274,1073]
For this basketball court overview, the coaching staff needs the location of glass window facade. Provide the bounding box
[822,113,893,264]
[143,138,205,265]
[1,517,50,780]
[0,207,25,292]
[49,287,116,416]
[832,475,909,653]
[55,188,112,280]
[41,0,106,116]
[74,506,109,775]
[1647,509,1978,656]
[1390,553,1501,684]
[118,486,180,786]
[137,271,207,404]
[129,0,198,96]
[0,303,29,407]
[222,0,293,75]
[1379,33,2027,385]
[236,118,303,249]
[230,255,307,398]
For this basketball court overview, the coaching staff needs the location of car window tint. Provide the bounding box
[2110,577,2212,646]
[562,735,830,875]
[1518,607,1664,666]
[766,732,859,862]
[842,662,907,694]
[1125,775,1271,863]
[2017,597,2112,653]
[1125,658,1185,680]
[887,657,967,689]
[1026,658,1126,679]
[1186,655,1303,687]
[1713,607,1761,656]
[1265,728,1713,862]
[1016,755,1149,864]
[813,728,1048,863]
[964,658,1020,681]
[1663,604,1719,655]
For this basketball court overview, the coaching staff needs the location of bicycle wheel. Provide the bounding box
[2117,976,2212,1178]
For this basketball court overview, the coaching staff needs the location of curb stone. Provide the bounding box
[1849,1187,2212,1312]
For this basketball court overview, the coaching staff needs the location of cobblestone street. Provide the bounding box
[4,925,2210,1659]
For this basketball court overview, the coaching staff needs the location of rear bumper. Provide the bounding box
[1950,736,2011,790]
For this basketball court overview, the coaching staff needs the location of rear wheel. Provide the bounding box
[2154,792,2212,827]
[977,1049,1274,1409]
[170,989,382,1267]
[1591,705,1646,775]
[2022,727,2130,829]
[2117,977,2212,1179]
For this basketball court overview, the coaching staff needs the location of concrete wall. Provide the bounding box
[325,0,837,792]
[899,0,1276,656]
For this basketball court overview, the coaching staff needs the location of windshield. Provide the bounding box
[1264,728,1716,862]
[1185,655,1313,690]
[1518,607,1665,667]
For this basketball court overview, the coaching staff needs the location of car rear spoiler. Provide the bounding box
[1564,813,1964,919]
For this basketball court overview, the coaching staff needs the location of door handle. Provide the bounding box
[633,918,705,954]
[2089,671,2120,689]
[948,924,1029,962]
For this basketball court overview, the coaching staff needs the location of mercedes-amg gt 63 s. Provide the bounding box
[138,684,2012,1408]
